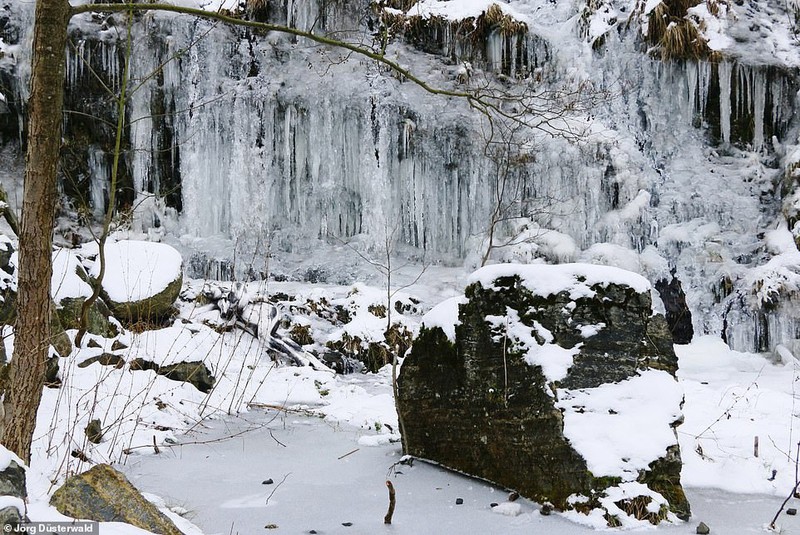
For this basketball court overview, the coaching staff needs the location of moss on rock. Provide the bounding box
[50,464,183,535]
[103,273,182,325]
[57,296,119,338]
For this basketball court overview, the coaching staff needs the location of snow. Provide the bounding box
[491,501,523,516]
[0,496,24,516]
[89,240,182,303]
[468,263,652,297]
[557,370,684,480]
[687,2,734,52]
[405,0,526,23]
[0,445,24,472]
[51,249,92,302]
[486,307,580,382]
[420,295,465,341]
[677,336,800,495]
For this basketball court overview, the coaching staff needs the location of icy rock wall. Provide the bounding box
[4,0,800,354]
[117,11,627,257]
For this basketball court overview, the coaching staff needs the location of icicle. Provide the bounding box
[487,31,502,72]
[698,61,712,118]
[772,77,785,134]
[752,68,766,151]
[88,147,108,219]
[718,60,732,144]
[686,61,697,120]
[739,65,751,119]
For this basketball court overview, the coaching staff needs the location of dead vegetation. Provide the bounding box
[632,0,727,61]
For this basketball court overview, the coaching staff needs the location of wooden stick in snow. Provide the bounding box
[384,480,396,524]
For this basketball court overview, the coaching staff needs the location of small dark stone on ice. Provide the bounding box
[787,508,797,516]
[308,531,317,534]
[508,491,519,502]
[264,524,278,530]
[696,521,710,534]
[490,503,498,508]
[341,522,353,527]
[455,498,464,505]
[262,479,274,485]
[540,503,553,516]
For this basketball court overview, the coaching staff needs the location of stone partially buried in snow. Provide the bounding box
[0,446,27,527]
[50,464,183,535]
[398,263,689,527]
[92,241,183,323]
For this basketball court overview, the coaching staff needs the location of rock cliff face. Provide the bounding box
[398,264,689,525]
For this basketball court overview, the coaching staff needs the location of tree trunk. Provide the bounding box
[2,0,70,462]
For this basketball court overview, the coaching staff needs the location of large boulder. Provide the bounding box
[398,263,689,527]
[91,241,183,324]
[50,464,183,535]
[0,446,27,528]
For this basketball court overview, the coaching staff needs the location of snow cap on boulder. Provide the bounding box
[91,240,183,323]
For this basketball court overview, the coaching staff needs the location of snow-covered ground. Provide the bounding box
[122,409,800,535]
[119,336,800,534]
[0,240,796,532]
[11,269,800,533]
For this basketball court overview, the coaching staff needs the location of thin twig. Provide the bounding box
[269,429,286,448]
[338,448,359,460]
[770,441,800,529]
[265,473,291,506]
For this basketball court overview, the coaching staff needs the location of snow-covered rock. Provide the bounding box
[399,263,688,526]
[91,241,183,323]
[0,445,26,527]
[49,464,183,535]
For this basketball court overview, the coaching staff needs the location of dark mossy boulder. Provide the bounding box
[85,419,104,444]
[129,358,215,393]
[399,264,689,525]
[0,236,15,326]
[0,289,14,327]
[50,464,183,535]
[102,274,181,325]
[49,308,73,358]
[57,297,119,338]
[0,458,26,500]
[78,353,125,369]
[0,238,13,275]
[655,276,694,345]
[0,448,28,528]
[92,241,183,324]
[158,361,215,393]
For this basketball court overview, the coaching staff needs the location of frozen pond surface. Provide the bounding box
[123,410,800,534]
